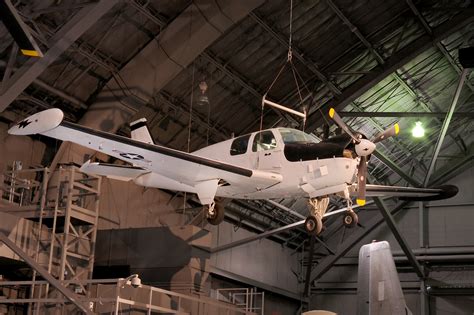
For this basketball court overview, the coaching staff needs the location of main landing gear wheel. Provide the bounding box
[206,202,225,225]
[305,215,323,236]
[343,210,358,228]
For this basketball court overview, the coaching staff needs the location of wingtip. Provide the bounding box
[8,108,64,135]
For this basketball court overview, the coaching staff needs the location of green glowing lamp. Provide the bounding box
[412,121,425,138]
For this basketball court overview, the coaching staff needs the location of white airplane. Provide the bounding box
[8,108,458,235]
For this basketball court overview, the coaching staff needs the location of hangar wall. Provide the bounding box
[0,122,45,173]
[311,163,474,315]
[210,221,302,295]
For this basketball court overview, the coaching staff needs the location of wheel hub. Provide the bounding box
[344,215,353,225]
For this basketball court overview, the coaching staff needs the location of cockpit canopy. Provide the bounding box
[278,128,319,144]
[228,128,353,162]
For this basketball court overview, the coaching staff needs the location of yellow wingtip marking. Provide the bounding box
[394,123,400,135]
[21,49,41,57]
[356,199,366,206]
[329,108,335,118]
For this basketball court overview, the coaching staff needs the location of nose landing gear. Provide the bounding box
[342,198,359,228]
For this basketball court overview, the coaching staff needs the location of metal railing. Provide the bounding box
[216,287,264,315]
[0,278,252,314]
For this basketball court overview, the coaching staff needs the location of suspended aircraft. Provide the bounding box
[8,108,458,235]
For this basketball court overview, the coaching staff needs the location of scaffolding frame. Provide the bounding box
[1,164,101,314]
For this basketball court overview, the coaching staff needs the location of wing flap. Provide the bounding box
[80,160,149,182]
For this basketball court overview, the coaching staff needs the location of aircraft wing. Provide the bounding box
[8,109,283,199]
[364,184,458,201]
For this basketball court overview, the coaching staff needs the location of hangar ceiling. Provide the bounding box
[0,0,473,272]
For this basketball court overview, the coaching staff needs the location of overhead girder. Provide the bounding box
[0,0,119,112]
[49,0,265,167]
[304,9,474,132]
[423,69,470,186]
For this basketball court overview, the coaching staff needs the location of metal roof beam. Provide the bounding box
[325,0,385,64]
[405,0,474,93]
[248,12,341,95]
[305,9,474,131]
[372,150,422,187]
[0,0,118,112]
[372,197,425,278]
[430,151,474,186]
[201,51,299,127]
[423,69,469,186]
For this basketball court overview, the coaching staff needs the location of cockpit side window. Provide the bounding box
[252,131,277,152]
[230,134,251,156]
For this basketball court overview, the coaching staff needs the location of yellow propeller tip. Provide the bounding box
[20,49,41,57]
[329,108,335,118]
[394,123,400,135]
[356,199,366,206]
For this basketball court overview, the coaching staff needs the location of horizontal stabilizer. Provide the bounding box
[8,108,64,135]
[80,160,149,181]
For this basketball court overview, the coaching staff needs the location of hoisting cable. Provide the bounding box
[260,0,308,131]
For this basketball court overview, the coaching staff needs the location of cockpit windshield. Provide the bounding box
[278,128,319,144]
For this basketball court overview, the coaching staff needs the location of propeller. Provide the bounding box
[328,108,400,206]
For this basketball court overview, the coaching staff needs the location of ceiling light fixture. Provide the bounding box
[412,121,425,138]
[197,80,209,106]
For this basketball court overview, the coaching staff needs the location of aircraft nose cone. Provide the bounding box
[355,139,376,156]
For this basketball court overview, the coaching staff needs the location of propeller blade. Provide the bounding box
[329,108,360,143]
[372,123,400,143]
[356,156,367,206]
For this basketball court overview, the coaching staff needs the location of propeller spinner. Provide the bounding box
[328,108,400,206]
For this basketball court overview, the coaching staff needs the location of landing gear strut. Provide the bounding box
[342,198,358,228]
[206,202,225,225]
[305,197,329,236]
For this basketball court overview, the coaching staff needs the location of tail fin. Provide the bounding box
[130,118,154,144]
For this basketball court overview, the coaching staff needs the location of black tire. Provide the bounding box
[343,211,358,228]
[207,202,225,225]
[304,215,323,236]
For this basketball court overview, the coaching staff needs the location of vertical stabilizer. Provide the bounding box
[357,241,412,315]
[130,118,154,144]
